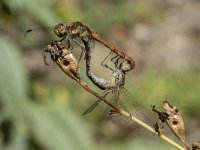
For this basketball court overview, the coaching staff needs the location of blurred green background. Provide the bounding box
[0,0,199,149]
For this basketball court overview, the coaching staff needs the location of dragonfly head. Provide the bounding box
[53,23,67,38]
[119,61,133,73]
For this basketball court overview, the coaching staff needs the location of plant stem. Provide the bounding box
[75,79,186,150]
[48,41,186,150]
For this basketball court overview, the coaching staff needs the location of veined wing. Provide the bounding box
[24,25,59,48]
[81,91,109,116]
[81,86,154,129]
[119,87,154,126]
[24,24,87,62]
[81,88,134,117]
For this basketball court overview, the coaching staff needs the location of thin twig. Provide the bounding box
[75,79,186,150]
[45,41,186,150]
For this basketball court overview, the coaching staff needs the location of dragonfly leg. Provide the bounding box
[110,54,119,62]
[59,36,73,51]
[101,51,115,71]
[106,89,121,116]
[76,48,85,63]
[110,55,122,69]
[73,39,87,62]
[43,49,49,66]
[115,57,122,68]
[74,39,86,50]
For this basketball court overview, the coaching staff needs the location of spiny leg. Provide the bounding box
[73,38,91,62]
[60,35,74,50]
[101,51,115,71]
[107,89,121,116]
[43,49,49,66]
[78,48,85,63]
[115,57,123,69]
[110,54,122,69]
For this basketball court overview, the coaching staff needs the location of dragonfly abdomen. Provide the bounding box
[91,31,135,70]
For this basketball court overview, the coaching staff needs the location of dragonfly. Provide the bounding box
[26,21,135,72]
[82,42,153,127]
[44,40,151,127]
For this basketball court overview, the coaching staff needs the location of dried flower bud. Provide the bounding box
[44,41,80,81]
[162,101,186,144]
[152,100,190,149]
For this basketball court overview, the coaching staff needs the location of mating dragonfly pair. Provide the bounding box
[26,21,151,125]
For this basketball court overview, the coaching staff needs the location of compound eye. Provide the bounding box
[120,61,132,72]
[54,23,66,38]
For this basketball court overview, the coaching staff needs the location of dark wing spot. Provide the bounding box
[25,29,32,33]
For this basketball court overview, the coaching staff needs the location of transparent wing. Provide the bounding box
[24,25,58,48]
[81,91,109,116]
[102,88,136,128]
[81,99,101,116]
[102,87,154,127]
[120,87,154,126]
[108,89,129,114]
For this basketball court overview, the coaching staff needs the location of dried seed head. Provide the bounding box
[162,101,189,148]
[152,100,190,149]
[58,52,80,81]
[45,41,80,81]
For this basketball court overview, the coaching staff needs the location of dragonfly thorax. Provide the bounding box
[70,22,92,43]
